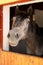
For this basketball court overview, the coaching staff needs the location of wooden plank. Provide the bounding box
[0,0,32,6]
[0,50,43,65]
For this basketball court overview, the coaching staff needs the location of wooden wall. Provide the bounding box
[0,1,43,65]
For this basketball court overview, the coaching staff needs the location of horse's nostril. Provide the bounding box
[15,34,19,38]
[7,33,10,38]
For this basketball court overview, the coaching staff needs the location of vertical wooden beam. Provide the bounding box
[0,6,3,50]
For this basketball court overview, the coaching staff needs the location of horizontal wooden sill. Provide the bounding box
[0,50,43,65]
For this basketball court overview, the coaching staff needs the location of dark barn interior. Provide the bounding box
[10,2,43,19]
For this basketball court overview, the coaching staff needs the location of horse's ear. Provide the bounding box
[27,5,33,16]
[15,6,20,15]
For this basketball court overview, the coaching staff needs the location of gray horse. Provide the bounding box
[7,6,43,56]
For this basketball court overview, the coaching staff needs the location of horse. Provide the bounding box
[7,6,43,56]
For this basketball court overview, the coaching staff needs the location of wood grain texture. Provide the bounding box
[0,50,43,65]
